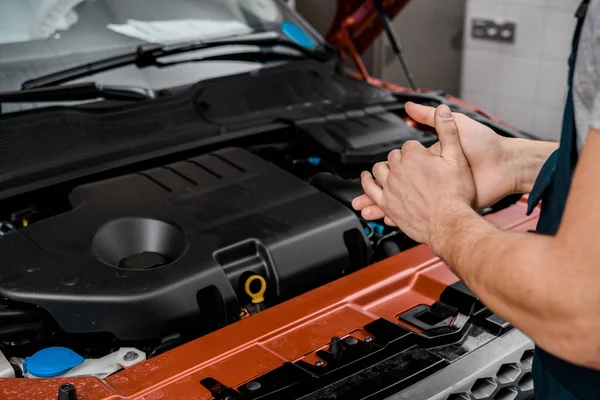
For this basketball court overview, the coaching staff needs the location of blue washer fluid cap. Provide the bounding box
[280,21,315,49]
[23,347,84,377]
[307,156,321,166]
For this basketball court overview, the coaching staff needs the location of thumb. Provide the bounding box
[435,104,465,163]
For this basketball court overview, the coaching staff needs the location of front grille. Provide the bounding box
[445,348,534,400]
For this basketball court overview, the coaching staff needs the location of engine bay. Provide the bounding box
[2,147,369,342]
[0,61,528,380]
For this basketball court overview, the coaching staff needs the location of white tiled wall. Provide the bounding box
[460,0,581,140]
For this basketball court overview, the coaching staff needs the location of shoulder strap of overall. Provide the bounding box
[526,0,589,218]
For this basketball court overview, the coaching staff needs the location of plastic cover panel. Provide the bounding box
[0,60,395,198]
[0,148,367,340]
[297,111,437,163]
[195,62,396,126]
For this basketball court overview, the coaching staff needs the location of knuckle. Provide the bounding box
[437,116,456,125]
[372,162,388,175]
[373,161,388,170]
[388,168,402,183]
[388,149,401,160]
[401,140,421,152]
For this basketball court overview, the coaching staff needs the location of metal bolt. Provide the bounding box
[364,336,373,344]
[315,360,324,367]
[123,351,138,361]
[246,381,261,391]
[58,383,78,400]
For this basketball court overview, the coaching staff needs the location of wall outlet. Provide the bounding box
[471,18,516,43]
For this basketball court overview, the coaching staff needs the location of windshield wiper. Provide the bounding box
[150,47,310,67]
[22,32,333,90]
[0,82,155,111]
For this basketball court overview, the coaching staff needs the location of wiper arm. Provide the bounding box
[22,32,333,89]
[0,82,155,109]
[153,47,310,67]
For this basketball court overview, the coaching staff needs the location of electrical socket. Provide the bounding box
[471,18,516,43]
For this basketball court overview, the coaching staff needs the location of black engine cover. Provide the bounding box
[0,148,367,340]
[297,111,437,164]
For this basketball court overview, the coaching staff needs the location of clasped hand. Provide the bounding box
[352,104,477,250]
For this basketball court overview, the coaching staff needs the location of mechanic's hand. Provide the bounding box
[357,105,476,246]
[353,102,517,224]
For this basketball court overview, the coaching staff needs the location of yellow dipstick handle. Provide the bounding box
[244,275,267,304]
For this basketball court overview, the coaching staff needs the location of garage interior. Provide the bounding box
[296,0,578,141]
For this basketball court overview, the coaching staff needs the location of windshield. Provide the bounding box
[0,0,322,111]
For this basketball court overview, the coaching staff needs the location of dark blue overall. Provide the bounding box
[526,0,600,398]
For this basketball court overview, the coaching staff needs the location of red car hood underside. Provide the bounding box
[327,0,411,54]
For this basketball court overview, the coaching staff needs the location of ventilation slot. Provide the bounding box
[494,387,517,400]
[447,394,471,400]
[210,153,246,172]
[496,363,520,384]
[471,378,497,399]
[138,172,172,192]
[162,166,197,185]
[186,160,222,179]
[519,350,534,369]
[446,348,535,400]
[518,373,533,391]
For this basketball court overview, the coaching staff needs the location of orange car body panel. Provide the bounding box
[1,199,539,399]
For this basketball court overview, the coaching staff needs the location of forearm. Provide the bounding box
[506,138,558,194]
[432,204,597,368]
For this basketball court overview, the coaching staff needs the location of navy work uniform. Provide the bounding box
[527,0,600,398]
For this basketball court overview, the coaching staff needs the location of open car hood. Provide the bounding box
[326,0,411,54]
[324,0,414,91]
